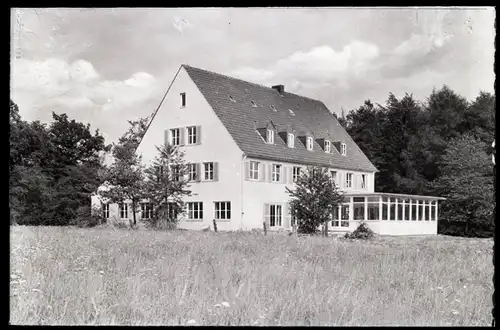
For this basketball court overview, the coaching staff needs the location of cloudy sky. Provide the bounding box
[10,7,495,144]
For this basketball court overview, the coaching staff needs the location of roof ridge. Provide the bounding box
[182,64,322,104]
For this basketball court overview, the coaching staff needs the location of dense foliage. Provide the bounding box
[341,86,495,237]
[286,167,344,235]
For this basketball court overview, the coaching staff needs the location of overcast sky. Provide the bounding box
[10,7,495,144]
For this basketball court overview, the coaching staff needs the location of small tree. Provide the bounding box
[286,166,344,235]
[143,143,192,228]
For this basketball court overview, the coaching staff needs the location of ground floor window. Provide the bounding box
[187,202,203,220]
[269,204,283,227]
[214,201,231,220]
[418,200,424,221]
[167,202,179,220]
[340,204,349,227]
[119,203,128,219]
[404,199,410,221]
[430,201,437,221]
[102,203,109,219]
[397,198,404,221]
[424,201,430,221]
[331,206,340,227]
[141,203,153,219]
[389,198,396,220]
[382,197,388,220]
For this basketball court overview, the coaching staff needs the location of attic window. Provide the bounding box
[306,137,313,151]
[229,96,236,102]
[288,109,295,116]
[251,101,257,107]
[180,92,186,107]
[266,129,275,144]
[325,140,331,153]
[287,133,295,148]
[341,143,347,156]
[270,105,277,112]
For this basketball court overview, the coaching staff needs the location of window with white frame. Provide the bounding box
[345,172,353,188]
[269,204,282,227]
[214,201,231,220]
[187,126,197,145]
[266,129,274,144]
[170,128,180,146]
[272,164,281,182]
[330,170,337,184]
[361,174,366,189]
[167,202,179,220]
[249,161,259,180]
[141,203,153,219]
[204,162,214,181]
[119,203,128,219]
[307,136,313,150]
[293,166,301,182]
[187,202,203,220]
[172,165,181,182]
[188,163,198,181]
[325,140,331,153]
[156,165,164,183]
[102,203,109,219]
[341,143,347,156]
[287,133,295,148]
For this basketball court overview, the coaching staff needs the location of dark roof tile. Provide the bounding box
[183,65,377,172]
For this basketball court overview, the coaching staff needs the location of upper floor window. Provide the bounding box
[293,166,301,183]
[330,170,337,184]
[341,143,347,156]
[204,162,214,181]
[361,174,366,189]
[180,92,186,107]
[266,129,274,144]
[172,165,181,182]
[188,163,198,181]
[249,161,259,180]
[325,140,331,153]
[345,172,353,188]
[187,126,197,145]
[170,128,180,146]
[272,164,281,182]
[307,137,313,151]
[287,133,295,148]
[187,202,203,220]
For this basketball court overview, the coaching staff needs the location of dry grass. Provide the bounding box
[10,226,494,326]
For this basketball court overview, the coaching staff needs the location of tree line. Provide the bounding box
[10,83,495,237]
[337,85,495,237]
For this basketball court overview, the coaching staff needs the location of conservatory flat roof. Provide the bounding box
[344,192,446,201]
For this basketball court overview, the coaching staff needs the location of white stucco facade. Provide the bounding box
[91,66,444,235]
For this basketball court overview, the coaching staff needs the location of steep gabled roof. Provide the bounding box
[183,65,377,172]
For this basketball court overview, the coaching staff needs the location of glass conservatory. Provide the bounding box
[329,193,446,235]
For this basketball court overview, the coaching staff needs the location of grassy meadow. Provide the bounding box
[10,225,494,326]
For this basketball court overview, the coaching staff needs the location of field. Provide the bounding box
[10,226,494,326]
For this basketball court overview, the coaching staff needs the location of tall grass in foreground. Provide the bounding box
[10,226,493,326]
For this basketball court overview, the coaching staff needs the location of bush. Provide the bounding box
[72,205,105,228]
[344,222,375,240]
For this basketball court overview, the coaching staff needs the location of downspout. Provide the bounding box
[241,152,247,230]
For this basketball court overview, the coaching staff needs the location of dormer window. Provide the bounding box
[266,129,274,144]
[180,92,186,107]
[306,137,313,151]
[270,105,277,112]
[288,109,295,116]
[251,101,257,107]
[325,140,331,153]
[229,96,236,102]
[341,143,347,156]
[287,133,294,148]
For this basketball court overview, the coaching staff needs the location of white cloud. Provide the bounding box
[232,40,380,89]
[172,16,192,32]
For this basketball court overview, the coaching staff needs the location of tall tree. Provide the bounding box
[286,166,344,235]
[143,143,192,227]
[430,134,494,236]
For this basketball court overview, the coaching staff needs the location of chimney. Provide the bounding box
[272,84,285,94]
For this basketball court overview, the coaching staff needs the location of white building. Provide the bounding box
[92,65,445,235]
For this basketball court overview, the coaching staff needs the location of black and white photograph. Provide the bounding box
[10,7,495,326]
